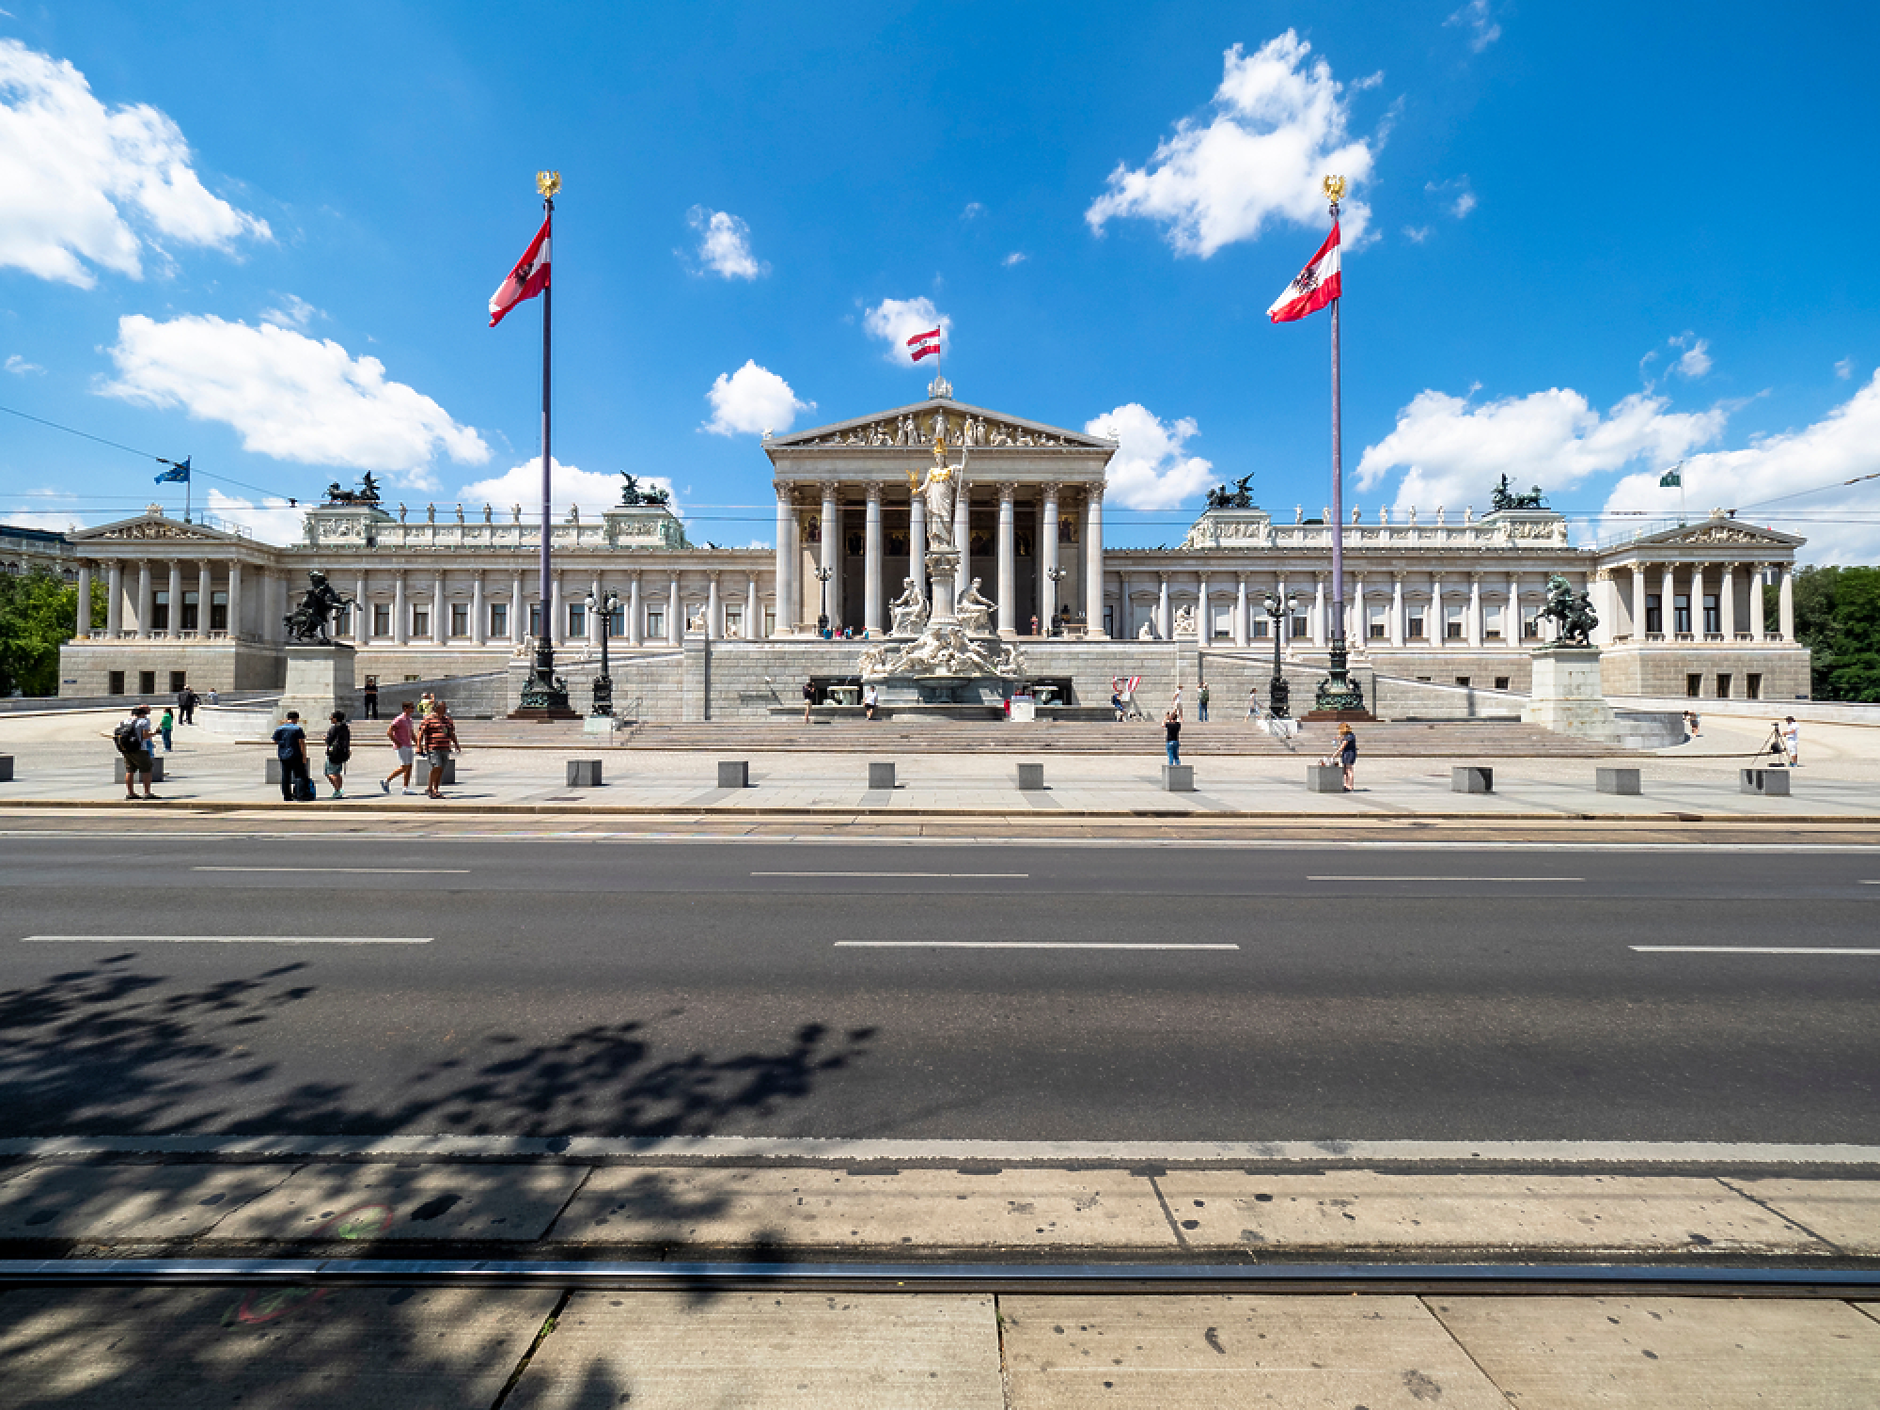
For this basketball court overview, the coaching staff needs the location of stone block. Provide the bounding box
[1162,764,1195,792]
[1597,766,1642,795]
[565,758,603,787]
[867,761,895,790]
[112,755,163,784]
[1452,765,1494,793]
[1306,764,1344,792]
[717,759,749,788]
[0,754,12,782]
[1015,762,1045,790]
[1741,768,1791,796]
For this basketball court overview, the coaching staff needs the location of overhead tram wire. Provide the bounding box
[0,401,301,505]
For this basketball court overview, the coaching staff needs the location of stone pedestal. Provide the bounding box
[279,642,356,730]
[1452,766,1494,794]
[718,760,750,789]
[566,759,604,788]
[0,754,12,783]
[114,755,164,784]
[1597,767,1642,796]
[1306,764,1344,793]
[1522,646,1620,743]
[1016,763,1045,791]
[867,761,896,790]
[1741,768,1791,796]
[1161,764,1195,792]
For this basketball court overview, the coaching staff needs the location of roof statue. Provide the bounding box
[1490,474,1547,511]
[618,472,671,507]
[1205,474,1255,511]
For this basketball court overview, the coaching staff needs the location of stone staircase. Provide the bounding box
[460,717,1634,757]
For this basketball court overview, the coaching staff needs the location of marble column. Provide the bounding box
[551,572,563,644]
[433,571,446,644]
[773,486,793,635]
[1041,483,1060,631]
[1690,561,1706,636]
[511,571,524,641]
[228,563,242,639]
[820,487,839,629]
[1660,562,1677,636]
[1276,577,1290,646]
[1233,575,1248,647]
[1351,575,1365,647]
[106,562,123,636]
[472,571,485,645]
[75,562,92,638]
[864,482,883,634]
[1157,574,1171,639]
[588,576,602,648]
[352,570,366,642]
[1429,573,1444,645]
[1720,561,1737,638]
[746,574,760,640]
[628,573,643,646]
[1311,575,1326,648]
[1752,563,1768,639]
[395,573,408,645]
[706,571,721,640]
[783,495,802,631]
[1467,574,1483,648]
[1390,575,1405,647]
[909,492,927,604]
[163,562,179,637]
[1779,564,1795,640]
[996,482,1016,636]
[1507,575,1521,645]
[195,561,212,636]
[1631,565,1648,641]
[1083,485,1106,637]
[667,577,680,644]
[136,561,153,638]
[953,479,970,595]
[1197,575,1210,644]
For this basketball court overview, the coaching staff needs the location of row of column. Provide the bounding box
[77,559,245,640]
[1621,561,1794,641]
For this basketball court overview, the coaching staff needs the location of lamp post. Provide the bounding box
[813,566,833,637]
[1263,592,1297,718]
[583,588,619,715]
[1045,566,1068,636]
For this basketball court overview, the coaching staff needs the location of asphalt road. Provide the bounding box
[1,834,1876,1145]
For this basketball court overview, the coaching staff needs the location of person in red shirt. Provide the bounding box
[416,699,463,799]
[381,700,418,795]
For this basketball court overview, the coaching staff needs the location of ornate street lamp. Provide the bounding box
[1045,566,1068,636]
[1262,592,1297,718]
[583,588,619,715]
[813,566,833,636]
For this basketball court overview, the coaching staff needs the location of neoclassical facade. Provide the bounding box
[54,389,1812,708]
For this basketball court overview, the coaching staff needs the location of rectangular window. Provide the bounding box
[210,590,228,632]
[411,607,430,638]
[607,606,625,637]
[1103,605,1115,637]
[1445,617,1463,640]
[108,670,125,696]
[1703,594,1721,635]
[1746,673,1762,700]
[181,591,200,631]
[138,670,156,695]
[1674,594,1692,634]
[1408,615,1425,640]
[489,602,508,638]
[151,590,169,632]
[169,670,187,692]
[1291,614,1309,638]
[764,608,776,637]
[1645,594,1663,634]
[528,605,544,637]
[645,608,664,639]
[567,602,586,636]
[450,603,470,637]
[372,603,391,636]
[1455,676,1471,688]
[1494,676,1510,691]
[1251,617,1269,638]
[1485,605,1503,640]
[1716,673,1732,699]
[1686,673,1702,698]
[1523,616,1540,640]
[724,608,743,639]
[332,607,349,637]
[1368,621,1386,639]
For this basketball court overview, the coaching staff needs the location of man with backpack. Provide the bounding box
[272,710,312,802]
[114,705,158,801]
[323,710,352,799]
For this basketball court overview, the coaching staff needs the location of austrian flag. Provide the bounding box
[489,217,551,328]
[1267,222,1341,324]
[907,327,942,362]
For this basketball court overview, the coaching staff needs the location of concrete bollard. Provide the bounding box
[0,754,13,783]
[1452,766,1494,794]
[868,761,896,790]
[114,755,165,784]
[1016,762,1045,791]
[1161,764,1195,792]
[566,759,604,787]
[717,760,750,789]
[1306,764,1344,793]
[1596,767,1642,796]
[1740,768,1791,797]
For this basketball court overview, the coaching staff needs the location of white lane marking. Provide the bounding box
[754,871,1029,878]
[836,940,1237,950]
[1861,880,1880,885]
[4,1134,1878,1166]
[1309,875,1584,883]
[20,935,432,945]
[193,867,471,875]
[1632,945,1880,956]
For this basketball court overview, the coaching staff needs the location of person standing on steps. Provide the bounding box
[362,677,379,721]
[1336,721,1359,792]
[802,677,815,723]
[1164,709,1182,766]
[382,700,418,795]
[1197,682,1210,722]
[272,711,311,803]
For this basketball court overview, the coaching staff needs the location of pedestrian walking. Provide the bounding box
[416,699,462,799]
[1782,716,1801,767]
[862,683,880,721]
[323,711,352,799]
[157,706,175,752]
[1246,687,1264,722]
[1164,709,1182,765]
[1170,684,1183,719]
[1197,683,1210,722]
[273,711,311,803]
[1336,721,1359,792]
[362,678,379,721]
[418,691,436,719]
[382,700,418,794]
[802,677,815,723]
[1683,709,1701,738]
[113,704,158,801]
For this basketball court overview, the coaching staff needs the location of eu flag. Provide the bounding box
[154,457,191,484]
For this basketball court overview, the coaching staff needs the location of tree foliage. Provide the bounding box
[0,570,97,698]
[1776,566,1880,702]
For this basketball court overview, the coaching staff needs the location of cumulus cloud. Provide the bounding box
[455,456,669,519]
[1356,385,1728,515]
[863,296,950,366]
[203,488,305,545]
[101,314,490,483]
[1085,32,1377,256]
[1002,251,1027,267]
[1603,372,1880,564]
[1086,404,1216,511]
[0,39,269,286]
[702,359,811,437]
[686,206,763,279]
[5,353,44,375]
[259,293,320,330]
[1668,331,1712,380]
[1446,0,1502,52]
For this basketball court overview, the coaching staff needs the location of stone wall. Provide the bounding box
[58,639,286,696]
[1598,644,1811,702]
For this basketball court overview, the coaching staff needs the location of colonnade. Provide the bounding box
[1617,561,1795,642]
[75,558,246,640]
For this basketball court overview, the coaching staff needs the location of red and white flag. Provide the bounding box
[907,327,942,362]
[1267,222,1341,324]
[489,216,551,328]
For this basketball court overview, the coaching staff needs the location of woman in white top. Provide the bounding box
[1782,716,1800,767]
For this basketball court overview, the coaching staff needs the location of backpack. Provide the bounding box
[113,719,144,755]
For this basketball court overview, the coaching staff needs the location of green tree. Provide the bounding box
[0,570,99,698]
[1775,565,1880,702]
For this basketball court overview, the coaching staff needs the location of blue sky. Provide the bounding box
[3,1,1878,559]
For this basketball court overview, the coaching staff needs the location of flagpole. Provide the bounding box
[1312,175,1368,719]
[516,169,574,718]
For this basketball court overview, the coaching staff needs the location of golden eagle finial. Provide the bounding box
[1322,174,1346,207]
[536,170,562,199]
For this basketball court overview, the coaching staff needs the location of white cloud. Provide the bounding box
[259,293,320,330]
[1085,404,1216,511]
[962,201,984,220]
[455,456,669,519]
[686,206,763,280]
[1603,371,1880,564]
[102,314,490,482]
[1836,358,1855,380]
[863,296,950,366]
[1402,225,1431,244]
[1356,385,1728,514]
[1452,190,1478,218]
[1669,331,1712,379]
[0,39,269,287]
[1426,177,1476,219]
[1446,0,1502,52]
[701,359,811,437]
[1085,32,1378,256]
[3,487,83,531]
[4,353,43,374]
[1002,251,1027,267]
[203,487,305,545]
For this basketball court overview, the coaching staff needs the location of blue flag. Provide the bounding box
[154,457,191,484]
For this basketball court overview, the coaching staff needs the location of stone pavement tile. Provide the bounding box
[0,1284,557,1410]
[1732,1178,1880,1255]
[1427,1295,1880,1410]
[0,1161,292,1242]
[1001,1293,1509,1409]
[553,1166,1174,1249]
[211,1161,587,1242]
[505,1291,1003,1410]
[1156,1171,1825,1254]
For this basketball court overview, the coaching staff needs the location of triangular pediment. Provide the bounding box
[1625,515,1804,551]
[73,512,252,545]
[767,398,1119,453]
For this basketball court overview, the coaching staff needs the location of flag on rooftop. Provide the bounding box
[153,457,190,484]
[489,216,551,328]
[1659,465,1683,488]
[907,327,942,362]
[1268,223,1342,324]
